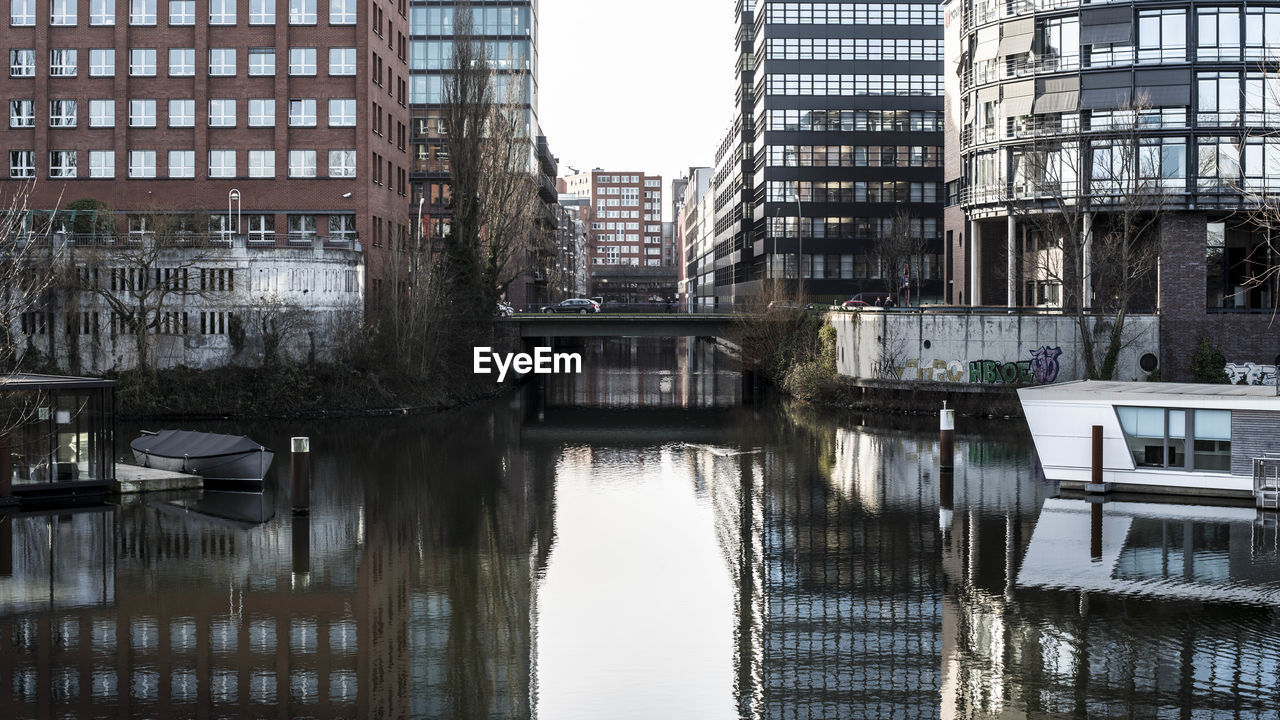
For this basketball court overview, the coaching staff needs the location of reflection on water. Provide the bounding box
[2,337,1280,718]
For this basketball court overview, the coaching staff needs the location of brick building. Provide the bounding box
[1,0,410,304]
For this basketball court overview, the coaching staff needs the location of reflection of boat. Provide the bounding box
[1019,381,1280,499]
[150,490,275,529]
[130,429,274,483]
[1017,498,1280,606]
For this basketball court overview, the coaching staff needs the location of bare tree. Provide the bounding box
[247,292,314,367]
[872,209,930,307]
[0,181,65,374]
[1227,71,1280,322]
[1011,94,1167,379]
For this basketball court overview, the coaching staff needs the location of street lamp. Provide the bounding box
[792,192,804,297]
[227,189,241,240]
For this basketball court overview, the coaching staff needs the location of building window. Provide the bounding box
[288,47,316,75]
[329,0,353,24]
[9,49,35,77]
[49,150,77,178]
[89,48,114,76]
[1198,8,1241,61]
[248,98,275,127]
[1197,71,1240,126]
[208,149,235,178]
[89,0,112,24]
[249,0,273,23]
[288,98,315,126]
[209,48,235,76]
[169,47,194,76]
[288,149,316,177]
[129,48,155,76]
[328,47,355,75]
[10,0,34,25]
[1206,220,1279,310]
[328,149,355,177]
[129,0,154,24]
[167,0,191,23]
[1137,9,1186,62]
[168,98,194,127]
[128,99,155,127]
[208,99,235,127]
[248,214,274,242]
[288,0,314,24]
[10,99,34,128]
[129,150,156,178]
[328,99,355,126]
[50,0,76,25]
[10,150,35,178]
[1245,8,1280,61]
[166,150,193,177]
[88,99,114,127]
[248,48,274,76]
[208,0,233,23]
[288,214,316,243]
[329,214,355,241]
[1116,406,1231,471]
[89,150,114,178]
[49,99,77,127]
[49,49,77,76]
[248,149,274,178]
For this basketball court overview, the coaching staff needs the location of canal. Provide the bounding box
[3,337,1280,718]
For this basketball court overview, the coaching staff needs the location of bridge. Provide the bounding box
[501,313,746,338]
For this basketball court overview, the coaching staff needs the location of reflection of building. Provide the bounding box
[2,374,115,505]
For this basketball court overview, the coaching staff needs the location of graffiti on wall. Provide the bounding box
[1225,362,1278,386]
[895,358,966,382]
[968,346,1063,385]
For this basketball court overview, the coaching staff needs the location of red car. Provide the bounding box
[842,292,896,309]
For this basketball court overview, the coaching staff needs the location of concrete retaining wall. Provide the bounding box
[831,311,1160,385]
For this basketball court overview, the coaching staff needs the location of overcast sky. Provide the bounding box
[538,0,739,215]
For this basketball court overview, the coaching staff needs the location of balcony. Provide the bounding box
[536,136,557,177]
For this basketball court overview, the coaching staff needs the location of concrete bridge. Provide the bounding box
[500,313,744,338]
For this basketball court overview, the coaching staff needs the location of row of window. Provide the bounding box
[766,144,941,168]
[9,0,357,27]
[765,2,943,26]
[765,180,941,204]
[766,38,943,62]
[762,252,942,281]
[765,215,940,241]
[9,47,357,78]
[409,40,531,71]
[11,149,356,179]
[409,5,531,37]
[766,109,943,133]
[766,73,943,97]
[14,98,357,129]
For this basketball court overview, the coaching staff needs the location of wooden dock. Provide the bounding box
[113,463,202,494]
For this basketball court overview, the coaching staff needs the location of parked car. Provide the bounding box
[842,292,896,309]
[541,298,601,314]
[495,301,515,317]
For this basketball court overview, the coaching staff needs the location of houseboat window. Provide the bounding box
[1117,406,1232,472]
[1193,409,1232,471]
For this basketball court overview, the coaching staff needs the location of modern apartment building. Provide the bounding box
[677,167,714,308]
[2,0,410,300]
[697,0,946,305]
[407,0,559,306]
[945,0,1280,377]
[565,170,665,268]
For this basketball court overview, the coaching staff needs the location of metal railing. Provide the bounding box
[17,232,360,250]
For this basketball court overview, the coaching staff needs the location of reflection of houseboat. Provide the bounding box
[1,374,116,506]
[1017,498,1280,606]
[1019,381,1280,499]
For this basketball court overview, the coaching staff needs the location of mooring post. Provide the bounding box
[1090,499,1103,561]
[939,402,955,471]
[291,437,310,514]
[292,513,311,582]
[1091,425,1103,486]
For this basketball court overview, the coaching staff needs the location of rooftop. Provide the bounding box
[1026,380,1277,398]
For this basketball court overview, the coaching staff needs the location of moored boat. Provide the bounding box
[130,429,275,482]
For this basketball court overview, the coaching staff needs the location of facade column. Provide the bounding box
[1007,214,1017,308]
[1081,212,1093,309]
[969,219,982,306]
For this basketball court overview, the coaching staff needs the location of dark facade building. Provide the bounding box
[945,0,1280,377]
[407,0,558,306]
[702,0,946,305]
[1,0,411,303]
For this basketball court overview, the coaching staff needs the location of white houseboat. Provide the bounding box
[1018,381,1280,500]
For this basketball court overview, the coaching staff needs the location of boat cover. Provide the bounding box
[130,429,270,459]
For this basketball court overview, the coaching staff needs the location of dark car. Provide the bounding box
[842,292,896,309]
[541,298,601,314]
